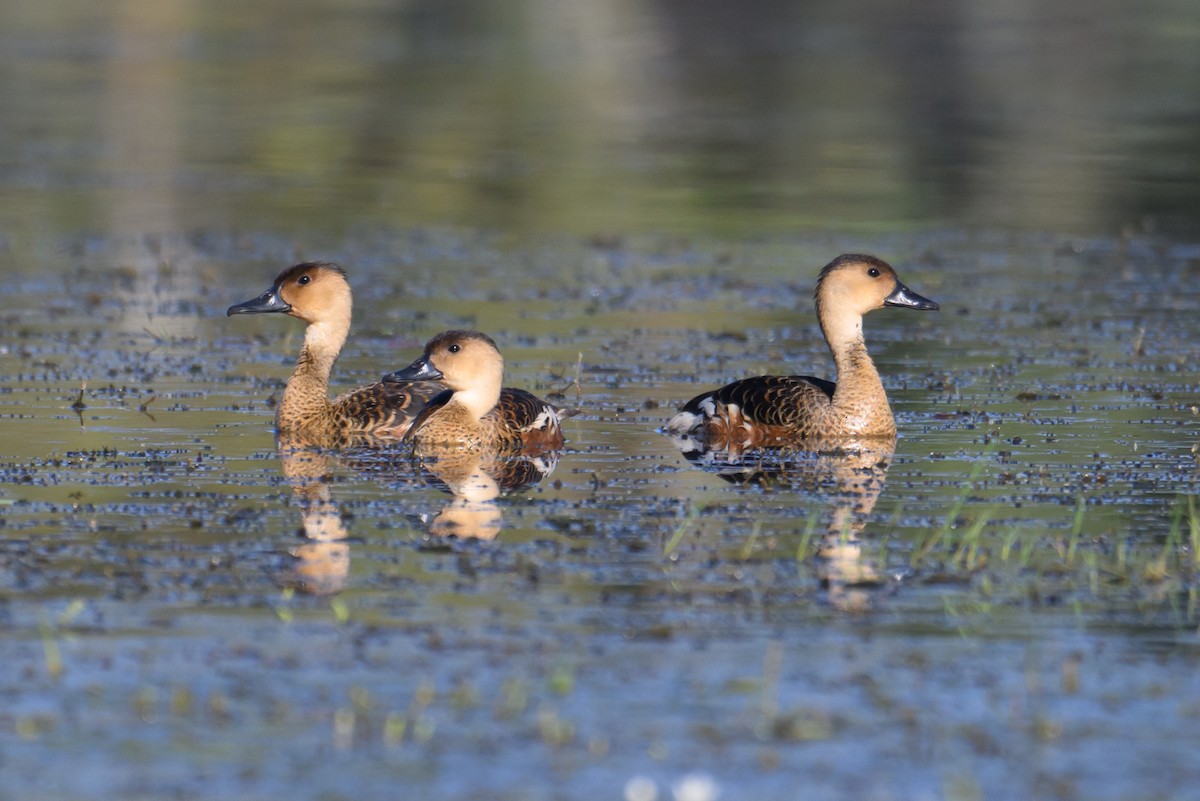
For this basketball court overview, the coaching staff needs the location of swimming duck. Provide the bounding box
[227,262,442,447]
[666,254,938,448]
[383,330,565,452]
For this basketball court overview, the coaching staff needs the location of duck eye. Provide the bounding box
[867,267,880,278]
[297,274,311,285]
[448,343,461,354]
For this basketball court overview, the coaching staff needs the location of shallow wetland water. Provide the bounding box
[1,232,1198,801]
[3,1,1200,799]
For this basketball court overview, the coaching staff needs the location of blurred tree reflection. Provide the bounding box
[1,0,1199,247]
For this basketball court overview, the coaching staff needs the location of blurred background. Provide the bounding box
[2,0,1200,263]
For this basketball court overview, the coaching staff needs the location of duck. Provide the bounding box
[665,254,938,449]
[382,330,566,452]
[227,262,442,447]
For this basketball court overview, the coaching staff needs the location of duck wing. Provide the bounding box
[403,388,454,441]
[333,379,448,437]
[681,374,836,427]
[486,388,565,450]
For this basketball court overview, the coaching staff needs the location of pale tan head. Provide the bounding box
[385,330,505,418]
[227,262,353,326]
[814,254,939,318]
[813,254,938,350]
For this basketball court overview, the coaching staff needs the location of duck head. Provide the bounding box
[384,330,505,418]
[227,262,352,325]
[815,254,939,318]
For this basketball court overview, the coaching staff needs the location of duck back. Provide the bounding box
[670,375,839,448]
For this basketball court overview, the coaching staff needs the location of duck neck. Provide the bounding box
[451,355,504,422]
[451,383,500,423]
[821,309,893,434]
[278,319,348,427]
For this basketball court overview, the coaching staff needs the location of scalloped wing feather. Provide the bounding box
[674,375,839,448]
[698,375,835,426]
[333,379,448,437]
[486,388,565,450]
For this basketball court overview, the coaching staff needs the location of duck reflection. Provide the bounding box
[669,434,895,612]
[276,438,352,596]
[274,431,559,593]
[414,446,560,541]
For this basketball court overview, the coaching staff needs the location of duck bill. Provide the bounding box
[227,288,291,316]
[383,356,443,384]
[884,281,939,311]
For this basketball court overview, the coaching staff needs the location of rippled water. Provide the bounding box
[2,2,1200,800]
[2,231,1198,800]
